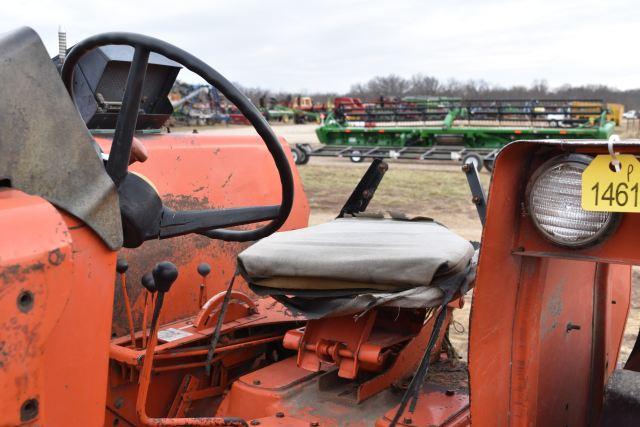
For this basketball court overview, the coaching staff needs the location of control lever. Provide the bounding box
[140,273,156,348]
[116,258,137,349]
[149,262,178,322]
[135,263,243,425]
[197,263,211,307]
[137,262,178,421]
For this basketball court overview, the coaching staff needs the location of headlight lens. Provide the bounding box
[527,154,620,248]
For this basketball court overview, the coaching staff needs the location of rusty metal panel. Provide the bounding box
[512,257,595,426]
[470,139,634,426]
[97,134,310,336]
[0,190,74,425]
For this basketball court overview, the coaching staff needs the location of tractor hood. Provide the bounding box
[0,27,122,249]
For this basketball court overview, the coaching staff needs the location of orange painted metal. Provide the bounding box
[107,296,304,424]
[287,311,379,378]
[142,292,151,347]
[216,357,324,422]
[219,354,469,426]
[376,387,470,427]
[469,141,634,426]
[358,308,453,402]
[167,374,200,417]
[0,189,116,426]
[283,308,425,380]
[94,133,310,338]
[194,290,256,330]
[120,269,138,349]
[8,123,640,427]
[607,264,631,375]
[99,132,309,425]
[135,305,246,426]
[153,335,284,361]
[217,307,462,424]
[199,284,207,307]
[109,297,304,365]
[241,415,310,426]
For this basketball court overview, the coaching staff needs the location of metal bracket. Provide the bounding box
[338,158,388,217]
[462,163,487,226]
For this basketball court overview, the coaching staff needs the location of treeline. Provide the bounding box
[237,74,640,110]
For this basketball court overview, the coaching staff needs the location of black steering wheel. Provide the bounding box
[61,33,294,248]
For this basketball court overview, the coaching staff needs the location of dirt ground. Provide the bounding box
[194,123,639,365]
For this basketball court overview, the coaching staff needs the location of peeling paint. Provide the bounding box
[540,279,565,339]
[0,262,45,285]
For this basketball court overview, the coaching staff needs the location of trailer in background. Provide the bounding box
[291,143,498,170]
[301,98,616,169]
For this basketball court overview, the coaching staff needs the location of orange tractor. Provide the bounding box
[1,27,639,427]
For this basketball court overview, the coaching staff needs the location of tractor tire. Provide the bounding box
[462,152,483,172]
[350,150,364,163]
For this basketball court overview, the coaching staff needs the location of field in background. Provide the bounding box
[299,163,488,239]
[196,123,639,363]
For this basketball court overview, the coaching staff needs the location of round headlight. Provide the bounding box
[526,154,620,248]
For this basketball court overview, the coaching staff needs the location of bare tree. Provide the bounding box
[178,74,640,110]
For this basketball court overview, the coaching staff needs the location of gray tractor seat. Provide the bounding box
[238,217,476,318]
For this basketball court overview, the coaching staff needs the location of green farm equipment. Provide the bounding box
[263,104,295,123]
[293,108,322,124]
[310,99,615,170]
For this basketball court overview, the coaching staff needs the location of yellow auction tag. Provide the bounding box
[582,154,640,212]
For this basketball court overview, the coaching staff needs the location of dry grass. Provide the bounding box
[300,164,489,212]
[618,119,640,139]
[298,163,490,241]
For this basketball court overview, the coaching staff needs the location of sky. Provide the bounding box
[1,0,639,93]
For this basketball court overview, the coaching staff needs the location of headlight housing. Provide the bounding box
[526,154,621,248]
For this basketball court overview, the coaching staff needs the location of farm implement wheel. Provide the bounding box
[291,146,307,165]
[462,152,483,172]
[350,150,364,163]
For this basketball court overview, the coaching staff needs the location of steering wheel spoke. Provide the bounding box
[159,205,280,239]
[107,46,150,186]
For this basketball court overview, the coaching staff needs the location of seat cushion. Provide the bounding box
[238,217,474,292]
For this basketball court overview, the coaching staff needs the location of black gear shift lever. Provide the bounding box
[152,261,179,294]
[140,272,156,348]
[116,258,137,349]
[148,262,178,334]
[141,272,156,293]
[197,262,211,307]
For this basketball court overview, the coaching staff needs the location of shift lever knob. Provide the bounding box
[141,273,156,293]
[116,258,129,274]
[197,262,211,277]
[152,261,179,293]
